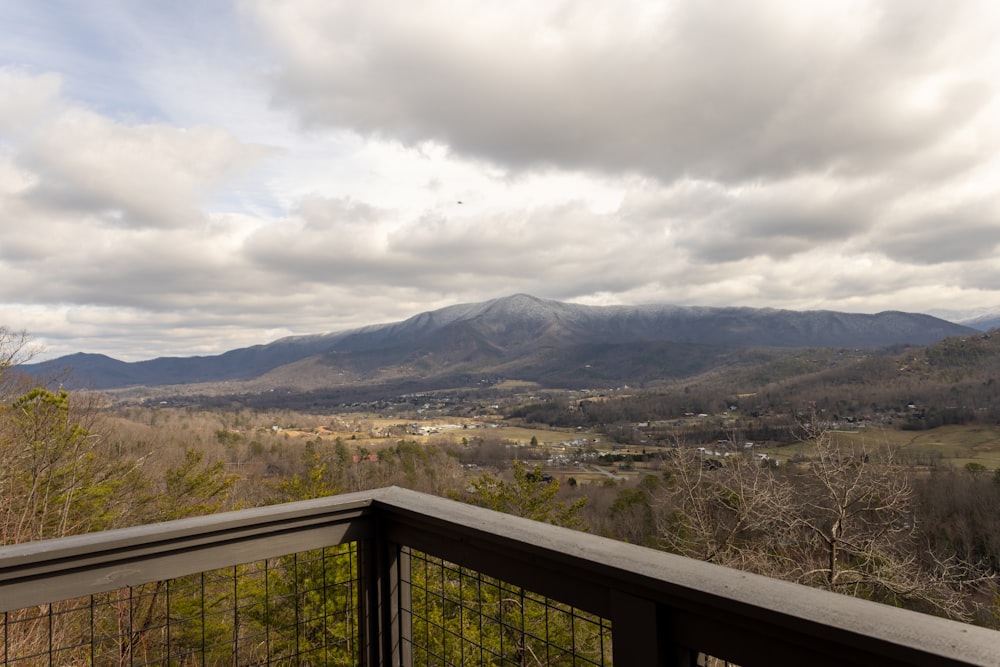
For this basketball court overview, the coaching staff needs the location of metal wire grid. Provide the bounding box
[0,543,359,666]
[404,549,613,667]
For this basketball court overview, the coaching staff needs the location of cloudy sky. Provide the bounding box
[2,1,1000,361]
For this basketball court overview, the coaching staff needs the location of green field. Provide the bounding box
[490,425,591,447]
[762,425,1000,470]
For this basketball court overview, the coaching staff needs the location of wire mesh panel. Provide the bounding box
[404,549,613,667]
[0,543,360,666]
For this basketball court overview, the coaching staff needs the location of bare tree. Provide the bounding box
[652,430,992,621]
[0,326,35,367]
[0,326,38,400]
[653,450,795,577]
[780,433,990,620]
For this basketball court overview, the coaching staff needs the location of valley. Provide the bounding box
[7,298,1000,628]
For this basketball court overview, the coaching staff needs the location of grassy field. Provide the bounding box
[762,425,1000,470]
[487,425,592,446]
[275,415,580,450]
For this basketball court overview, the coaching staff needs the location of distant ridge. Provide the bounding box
[22,294,976,391]
[959,313,1000,332]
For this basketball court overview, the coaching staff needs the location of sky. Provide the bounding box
[2,1,1000,362]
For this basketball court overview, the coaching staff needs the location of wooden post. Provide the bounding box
[611,590,695,667]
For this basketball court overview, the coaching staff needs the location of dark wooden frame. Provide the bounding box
[1,487,996,666]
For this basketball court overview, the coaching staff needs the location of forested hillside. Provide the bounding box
[507,332,1000,432]
[24,294,975,393]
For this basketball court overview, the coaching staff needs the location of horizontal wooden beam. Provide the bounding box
[0,491,378,610]
[0,486,996,666]
[372,487,1000,667]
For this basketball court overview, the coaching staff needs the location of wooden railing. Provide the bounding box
[1,487,997,666]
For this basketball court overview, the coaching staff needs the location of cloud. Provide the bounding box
[0,68,269,230]
[620,176,882,263]
[0,67,62,133]
[246,0,999,183]
[878,207,1000,265]
[242,191,667,297]
[4,3,1000,363]
[0,70,277,356]
[19,113,267,229]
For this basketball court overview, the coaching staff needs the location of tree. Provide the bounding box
[271,442,341,501]
[0,385,155,661]
[653,450,794,576]
[0,329,246,661]
[0,326,36,400]
[916,467,1000,573]
[607,473,661,546]
[463,461,586,528]
[0,388,139,543]
[779,436,989,620]
[157,447,234,520]
[651,432,990,621]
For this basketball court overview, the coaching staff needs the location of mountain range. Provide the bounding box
[22,294,978,394]
[958,313,1000,332]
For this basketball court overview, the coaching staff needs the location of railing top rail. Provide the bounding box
[0,488,382,611]
[371,486,1000,667]
[1,486,996,666]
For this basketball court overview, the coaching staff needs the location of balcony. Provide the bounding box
[0,486,996,666]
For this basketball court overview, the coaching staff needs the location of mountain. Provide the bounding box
[959,313,1000,332]
[22,294,976,392]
